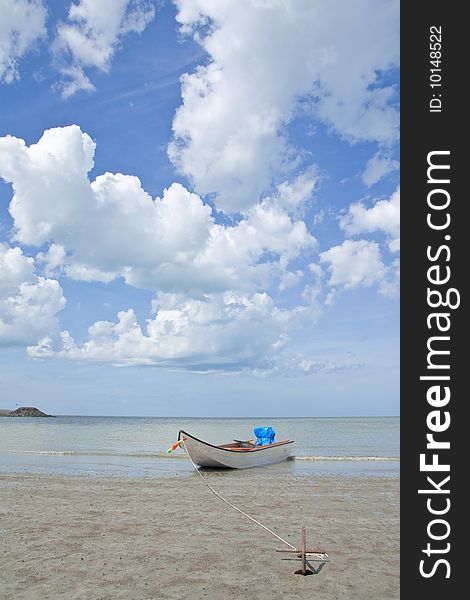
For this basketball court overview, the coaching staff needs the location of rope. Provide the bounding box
[181,440,296,550]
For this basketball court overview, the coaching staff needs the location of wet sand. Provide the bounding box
[0,472,399,599]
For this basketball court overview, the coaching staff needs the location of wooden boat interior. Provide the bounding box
[217,440,293,452]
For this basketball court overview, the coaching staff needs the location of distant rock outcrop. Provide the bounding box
[1,407,53,417]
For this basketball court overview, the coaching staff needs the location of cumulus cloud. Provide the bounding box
[169,0,399,212]
[0,3,399,374]
[0,123,400,368]
[0,125,315,295]
[28,291,323,374]
[26,289,365,375]
[320,239,386,290]
[279,270,303,291]
[340,187,400,252]
[270,171,317,214]
[0,0,46,84]
[53,0,155,97]
[362,152,399,187]
[320,238,399,298]
[0,125,324,370]
[0,243,66,346]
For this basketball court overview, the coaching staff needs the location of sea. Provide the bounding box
[0,416,399,478]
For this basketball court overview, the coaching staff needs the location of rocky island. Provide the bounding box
[0,407,53,417]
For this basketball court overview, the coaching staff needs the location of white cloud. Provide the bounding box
[271,171,317,213]
[279,270,302,291]
[0,128,321,373]
[53,0,155,97]
[169,0,399,212]
[308,263,324,278]
[0,243,66,346]
[36,243,66,276]
[0,124,400,370]
[0,125,316,295]
[340,187,400,252]
[320,238,399,298]
[0,3,399,375]
[320,239,385,289]
[0,0,46,83]
[362,152,399,187]
[378,258,399,298]
[254,354,365,378]
[28,291,322,374]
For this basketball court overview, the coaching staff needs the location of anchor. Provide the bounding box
[276,527,330,575]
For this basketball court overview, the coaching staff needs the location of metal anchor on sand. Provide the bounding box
[276,527,330,575]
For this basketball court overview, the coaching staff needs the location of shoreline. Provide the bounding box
[0,457,400,480]
[0,472,399,600]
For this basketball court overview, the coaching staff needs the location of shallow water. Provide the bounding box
[0,416,399,478]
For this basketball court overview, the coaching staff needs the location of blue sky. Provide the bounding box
[0,0,399,416]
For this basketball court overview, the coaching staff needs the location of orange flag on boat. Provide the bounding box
[166,437,187,453]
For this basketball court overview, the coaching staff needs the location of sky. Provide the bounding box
[0,0,400,417]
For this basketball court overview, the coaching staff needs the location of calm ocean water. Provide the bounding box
[0,416,399,478]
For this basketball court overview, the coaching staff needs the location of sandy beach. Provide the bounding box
[0,471,399,600]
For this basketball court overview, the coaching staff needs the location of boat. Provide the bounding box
[178,429,294,469]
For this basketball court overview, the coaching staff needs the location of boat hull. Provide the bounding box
[179,430,294,469]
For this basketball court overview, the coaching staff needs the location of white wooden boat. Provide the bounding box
[178,429,294,469]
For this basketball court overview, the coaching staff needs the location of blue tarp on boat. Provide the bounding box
[254,426,275,446]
